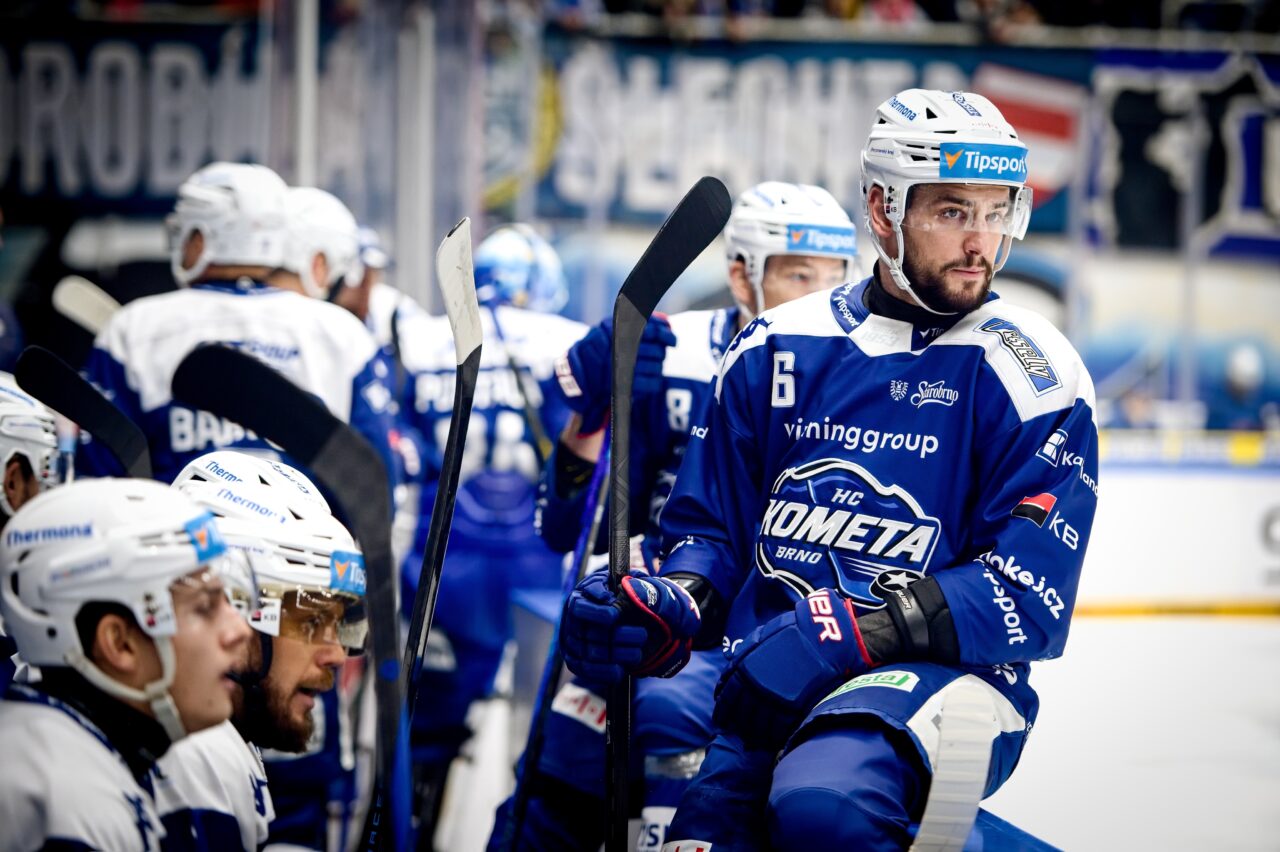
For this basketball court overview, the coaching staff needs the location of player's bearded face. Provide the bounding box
[899,184,1010,314]
[238,632,341,751]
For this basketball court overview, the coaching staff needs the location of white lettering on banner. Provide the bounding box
[9,28,368,199]
[555,49,924,212]
[762,499,936,563]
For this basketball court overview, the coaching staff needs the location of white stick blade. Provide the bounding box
[435,218,482,366]
[52,276,122,335]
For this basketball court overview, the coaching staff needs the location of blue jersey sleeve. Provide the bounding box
[76,345,141,478]
[933,397,1099,665]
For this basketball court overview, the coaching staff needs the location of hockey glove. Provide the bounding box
[560,570,701,684]
[554,314,677,435]
[713,589,873,751]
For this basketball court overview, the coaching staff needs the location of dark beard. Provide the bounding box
[900,243,993,314]
[231,638,331,752]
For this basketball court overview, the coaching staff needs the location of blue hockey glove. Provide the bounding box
[713,589,873,751]
[560,570,701,684]
[554,314,677,435]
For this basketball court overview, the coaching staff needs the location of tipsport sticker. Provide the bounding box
[329,550,367,597]
[785,223,857,256]
[939,142,1028,182]
[184,512,227,562]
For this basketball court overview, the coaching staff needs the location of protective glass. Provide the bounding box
[255,585,366,652]
[170,552,260,623]
[901,184,1033,239]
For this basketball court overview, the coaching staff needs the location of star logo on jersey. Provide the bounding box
[870,568,924,605]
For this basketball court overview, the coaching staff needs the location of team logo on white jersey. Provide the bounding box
[755,458,940,608]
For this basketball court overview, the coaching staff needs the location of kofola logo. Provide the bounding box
[755,458,940,608]
[1012,493,1056,527]
[939,142,1028,182]
[786,224,857,256]
[978,317,1061,396]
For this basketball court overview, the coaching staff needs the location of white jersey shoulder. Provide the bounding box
[397,306,587,381]
[154,720,273,852]
[662,309,727,385]
[717,289,843,394]
[0,694,165,851]
[939,298,1096,423]
[96,286,380,419]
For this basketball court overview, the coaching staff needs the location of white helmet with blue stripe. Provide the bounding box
[0,373,58,517]
[171,452,366,651]
[860,89,1033,314]
[0,479,254,739]
[723,182,859,319]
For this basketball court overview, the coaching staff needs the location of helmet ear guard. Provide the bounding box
[167,163,290,287]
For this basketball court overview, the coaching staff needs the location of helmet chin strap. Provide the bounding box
[68,638,188,742]
[868,221,958,318]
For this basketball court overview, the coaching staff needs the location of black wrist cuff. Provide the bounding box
[665,572,727,651]
[553,440,596,500]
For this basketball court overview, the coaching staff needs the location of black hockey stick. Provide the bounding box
[606,176,732,851]
[170,344,411,851]
[14,345,152,479]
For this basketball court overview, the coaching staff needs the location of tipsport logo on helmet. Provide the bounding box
[755,458,940,609]
[184,512,227,562]
[329,550,366,596]
[786,224,857,256]
[939,142,1028,183]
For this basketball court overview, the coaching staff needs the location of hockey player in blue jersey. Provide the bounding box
[156,452,369,851]
[79,165,397,488]
[0,478,254,850]
[558,89,1100,851]
[396,223,587,839]
[495,183,859,851]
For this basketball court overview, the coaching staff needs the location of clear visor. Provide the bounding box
[901,185,1032,239]
[253,584,367,653]
[169,551,260,622]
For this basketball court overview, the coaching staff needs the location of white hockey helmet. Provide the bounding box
[167,162,290,287]
[723,182,859,318]
[0,478,255,740]
[474,224,568,314]
[0,374,58,517]
[172,452,366,651]
[860,89,1033,315]
[283,187,363,299]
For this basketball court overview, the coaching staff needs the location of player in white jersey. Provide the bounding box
[495,183,859,850]
[0,373,63,692]
[156,451,367,851]
[0,479,254,851]
[79,164,397,488]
